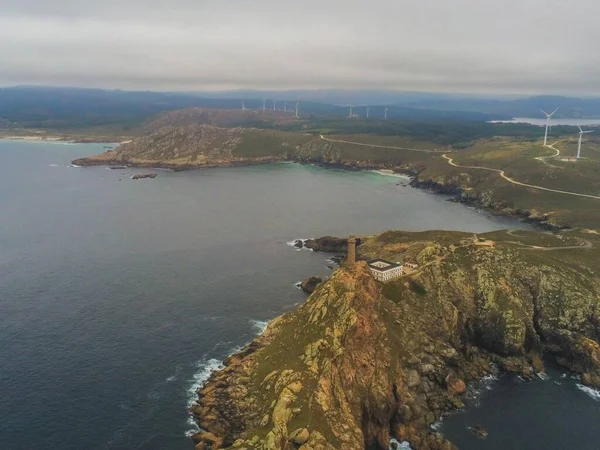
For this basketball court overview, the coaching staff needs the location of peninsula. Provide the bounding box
[191,229,600,450]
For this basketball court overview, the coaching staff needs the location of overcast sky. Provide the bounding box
[1,0,598,94]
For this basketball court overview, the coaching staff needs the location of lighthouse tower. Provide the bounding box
[347,235,356,267]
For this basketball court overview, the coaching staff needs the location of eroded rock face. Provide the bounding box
[191,231,600,450]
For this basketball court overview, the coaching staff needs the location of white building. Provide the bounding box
[367,259,403,282]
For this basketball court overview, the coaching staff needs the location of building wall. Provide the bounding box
[370,266,403,282]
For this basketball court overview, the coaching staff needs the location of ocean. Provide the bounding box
[1,140,597,450]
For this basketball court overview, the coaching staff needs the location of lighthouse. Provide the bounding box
[347,235,356,267]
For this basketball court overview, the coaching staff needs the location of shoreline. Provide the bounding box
[0,133,132,145]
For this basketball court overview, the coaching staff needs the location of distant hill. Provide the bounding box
[0,86,506,131]
[401,95,600,119]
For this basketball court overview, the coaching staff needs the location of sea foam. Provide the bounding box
[371,169,411,180]
[185,320,271,437]
[389,438,413,449]
[576,384,600,401]
[250,319,269,335]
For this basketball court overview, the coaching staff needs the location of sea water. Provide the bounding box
[1,140,595,450]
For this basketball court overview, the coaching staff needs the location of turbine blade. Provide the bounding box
[541,109,549,116]
[551,107,559,116]
[578,125,583,133]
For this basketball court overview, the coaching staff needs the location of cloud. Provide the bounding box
[1,0,599,94]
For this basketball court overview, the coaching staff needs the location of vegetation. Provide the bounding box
[191,229,600,450]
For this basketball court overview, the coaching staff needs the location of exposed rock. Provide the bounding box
[300,277,322,294]
[190,230,600,450]
[304,236,362,253]
[131,173,157,180]
[289,428,310,445]
[445,374,466,396]
[467,425,488,439]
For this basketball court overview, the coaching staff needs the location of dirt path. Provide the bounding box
[319,133,600,201]
[442,154,600,201]
[535,142,563,169]
[319,134,443,153]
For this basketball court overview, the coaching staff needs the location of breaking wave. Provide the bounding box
[186,358,225,437]
[185,320,272,437]
[389,438,413,449]
[371,169,411,180]
[250,319,269,335]
[576,384,600,401]
[286,238,313,251]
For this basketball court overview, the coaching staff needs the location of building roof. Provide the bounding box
[367,258,402,272]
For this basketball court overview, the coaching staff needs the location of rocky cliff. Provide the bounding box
[191,230,600,450]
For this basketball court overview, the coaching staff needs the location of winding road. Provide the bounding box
[441,152,600,200]
[319,134,442,153]
[319,133,600,200]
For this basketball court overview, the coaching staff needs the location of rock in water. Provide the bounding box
[131,173,157,180]
[468,425,488,439]
[300,276,322,294]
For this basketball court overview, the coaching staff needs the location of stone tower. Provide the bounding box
[347,235,356,267]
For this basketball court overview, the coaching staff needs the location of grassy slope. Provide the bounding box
[414,137,600,228]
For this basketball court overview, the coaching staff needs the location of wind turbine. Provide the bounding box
[366,107,371,119]
[384,107,388,120]
[295,101,299,118]
[273,100,276,111]
[262,99,266,111]
[349,105,353,118]
[577,125,594,159]
[241,101,246,111]
[284,101,287,113]
[541,108,559,146]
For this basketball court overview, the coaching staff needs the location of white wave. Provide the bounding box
[187,358,224,405]
[576,384,600,401]
[49,164,61,167]
[430,420,443,431]
[186,358,225,436]
[250,319,269,335]
[295,282,303,289]
[465,373,499,405]
[165,375,176,382]
[287,238,313,251]
[371,169,411,180]
[70,164,81,168]
[389,438,413,449]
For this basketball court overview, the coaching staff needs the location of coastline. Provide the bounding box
[0,132,133,145]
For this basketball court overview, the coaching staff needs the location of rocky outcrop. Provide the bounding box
[299,276,322,294]
[191,230,600,450]
[304,236,362,253]
[131,173,157,180]
[410,176,565,230]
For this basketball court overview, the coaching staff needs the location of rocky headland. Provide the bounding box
[190,229,600,450]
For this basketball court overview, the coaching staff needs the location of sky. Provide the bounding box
[1,0,599,95]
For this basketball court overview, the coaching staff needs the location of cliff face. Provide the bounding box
[191,230,600,450]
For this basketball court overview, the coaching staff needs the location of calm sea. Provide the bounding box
[0,140,598,450]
